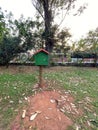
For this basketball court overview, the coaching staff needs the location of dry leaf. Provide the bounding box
[45,116,50,120]
[50,99,55,103]
[30,112,38,121]
[22,110,26,119]
[30,111,41,121]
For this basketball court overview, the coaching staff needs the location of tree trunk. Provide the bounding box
[94,53,97,67]
[43,0,54,53]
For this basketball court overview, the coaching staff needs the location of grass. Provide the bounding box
[0,70,37,129]
[44,67,98,130]
[0,66,98,130]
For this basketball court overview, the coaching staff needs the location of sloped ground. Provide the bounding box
[11,90,82,130]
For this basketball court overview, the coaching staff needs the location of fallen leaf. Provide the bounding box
[29,126,32,129]
[9,100,14,104]
[24,97,28,100]
[19,100,22,104]
[45,116,50,120]
[30,111,41,121]
[22,110,26,119]
[0,98,2,102]
[50,99,55,103]
[30,112,38,121]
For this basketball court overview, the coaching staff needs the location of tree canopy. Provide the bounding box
[0,9,37,65]
[32,0,86,52]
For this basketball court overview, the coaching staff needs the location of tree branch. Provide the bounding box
[57,2,73,28]
[32,0,45,20]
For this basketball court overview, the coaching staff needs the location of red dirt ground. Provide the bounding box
[11,90,82,130]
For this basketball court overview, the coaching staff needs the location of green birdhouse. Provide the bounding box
[34,49,49,66]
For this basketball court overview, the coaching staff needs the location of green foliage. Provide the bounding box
[76,28,98,66]
[14,17,35,50]
[54,28,71,54]
[85,29,98,62]
[0,9,44,65]
[0,8,8,41]
[14,15,45,50]
[66,52,71,62]
[72,51,97,58]
[0,36,21,65]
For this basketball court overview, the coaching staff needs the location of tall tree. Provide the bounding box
[32,0,86,52]
[0,9,37,66]
[76,38,87,51]
[54,28,71,54]
[14,15,45,51]
[0,36,21,66]
[85,29,98,66]
[0,8,8,42]
[75,28,98,66]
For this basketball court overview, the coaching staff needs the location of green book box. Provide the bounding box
[34,49,49,66]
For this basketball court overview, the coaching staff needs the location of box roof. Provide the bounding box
[34,49,49,55]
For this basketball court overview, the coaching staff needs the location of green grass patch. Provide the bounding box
[44,67,98,130]
[0,66,98,130]
[0,72,37,129]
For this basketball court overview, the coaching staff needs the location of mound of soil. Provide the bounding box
[11,90,81,130]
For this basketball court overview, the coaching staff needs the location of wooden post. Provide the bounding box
[39,66,43,88]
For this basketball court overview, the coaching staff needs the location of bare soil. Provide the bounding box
[11,89,82,130]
